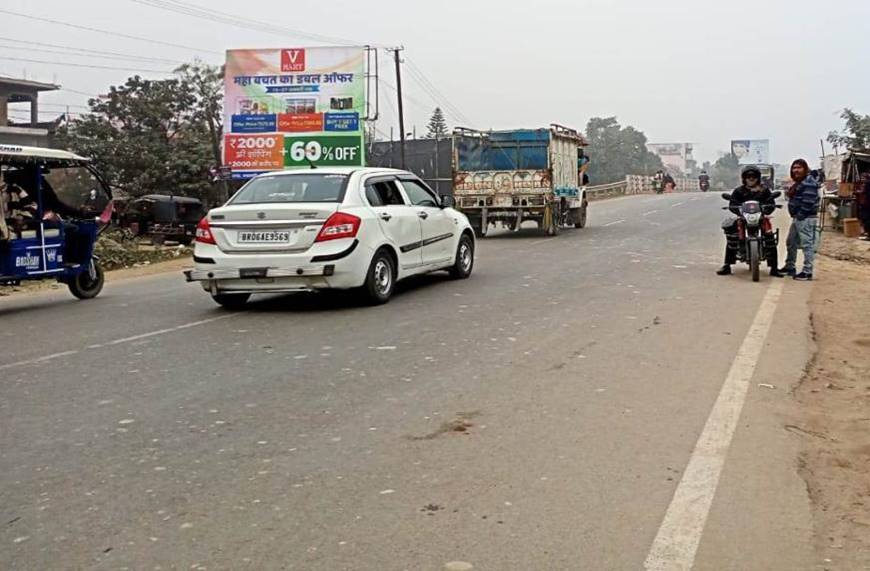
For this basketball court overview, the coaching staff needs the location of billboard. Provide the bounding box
[731,139,770,165]
[223,47,366,179]
[647,143,693,173]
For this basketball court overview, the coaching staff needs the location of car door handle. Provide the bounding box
[379,213,392,222]
[417,211,429,220]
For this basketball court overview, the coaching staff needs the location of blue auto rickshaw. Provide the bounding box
[0,144,112,299]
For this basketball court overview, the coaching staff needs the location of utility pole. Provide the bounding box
[389,47,406,169]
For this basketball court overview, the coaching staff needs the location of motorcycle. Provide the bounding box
[699,179,710,192]
[652,178,664,194]
[721,191,782,282]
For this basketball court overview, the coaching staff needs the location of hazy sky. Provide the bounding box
[2,0,868,165]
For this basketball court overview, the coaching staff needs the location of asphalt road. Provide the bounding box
[1,192,818,570]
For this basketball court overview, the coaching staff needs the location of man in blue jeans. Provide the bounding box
[779,159,820,281]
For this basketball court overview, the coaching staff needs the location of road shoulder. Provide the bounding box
[790,237,870,569]
[693,275,816,570]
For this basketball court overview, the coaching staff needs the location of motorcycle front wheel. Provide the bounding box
[749,240,761,282]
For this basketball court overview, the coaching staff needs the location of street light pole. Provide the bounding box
[389,46,406,169]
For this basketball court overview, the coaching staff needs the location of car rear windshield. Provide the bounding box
[230,174,349,204]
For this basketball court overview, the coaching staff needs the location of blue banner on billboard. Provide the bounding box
[324,112,360,132]
[231,114,277,133]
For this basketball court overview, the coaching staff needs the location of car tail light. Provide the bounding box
[315,212,361,242]
[195,217,216,244]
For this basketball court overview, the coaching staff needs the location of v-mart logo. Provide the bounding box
[281,49,306,72]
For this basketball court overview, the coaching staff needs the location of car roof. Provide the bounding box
[0,144,89,164]
[255,167,415,178]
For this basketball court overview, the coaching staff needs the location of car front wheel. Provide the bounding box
[360,249,395,305]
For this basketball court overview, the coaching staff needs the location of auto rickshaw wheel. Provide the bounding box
[68,262,105,300]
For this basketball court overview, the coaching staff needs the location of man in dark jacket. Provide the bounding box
[717,165,782,276]
[778,159,820,280]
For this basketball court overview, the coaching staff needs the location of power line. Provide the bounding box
[0,44,186,66]
[0,37,185,64]
[31,102,92,110]
[0,56,172,74]
[129,0,366,46]
[404,57,472,126]
[60,87,100,98]
[0,8,220,55]
[403,69,467,125]
[380,78,434,116]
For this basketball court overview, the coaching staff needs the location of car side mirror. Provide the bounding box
[721,192,732,201]
[440,195,456,209]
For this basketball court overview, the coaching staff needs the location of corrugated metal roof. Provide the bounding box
[0,76,61,92]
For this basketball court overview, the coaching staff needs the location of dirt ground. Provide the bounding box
[0,255,191,298]
[792,231,870,570]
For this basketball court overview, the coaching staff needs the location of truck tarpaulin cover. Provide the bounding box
[223,47,366,179]
[455,130,550,172]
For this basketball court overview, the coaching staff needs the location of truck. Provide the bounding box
[452,124,588,236]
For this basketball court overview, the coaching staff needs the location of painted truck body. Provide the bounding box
[452,125,588,236]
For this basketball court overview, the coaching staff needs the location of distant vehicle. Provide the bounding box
[757,164,775,190]
[122,194,205,245]
[184,168,475,308]
[1,145,112,299]
[452,125,588,236]
[699,171,710,192]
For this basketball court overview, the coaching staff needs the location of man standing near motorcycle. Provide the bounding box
[717,165,783,277]
[778,158,820,280]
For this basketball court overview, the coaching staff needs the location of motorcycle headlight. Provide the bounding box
[744,212,762,225]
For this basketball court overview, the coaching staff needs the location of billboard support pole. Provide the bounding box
[390,46,406,169]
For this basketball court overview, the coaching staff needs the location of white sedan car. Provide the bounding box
[184,167,475,308]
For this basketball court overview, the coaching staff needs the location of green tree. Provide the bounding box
[426,107,448,138]
[827,108,870,151]
[583,117,663,184]
[57,62,223,203]
[710,153,741,190]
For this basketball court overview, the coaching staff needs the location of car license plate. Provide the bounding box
[238,231,291,243]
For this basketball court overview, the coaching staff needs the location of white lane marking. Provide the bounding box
[103,314,235,347]
[0,350,80,372]
[525,238,557,247]
[670,201,686,208]
[643,210,659,217]
[604,219,626,227]
[644,280,783,570]
[0,314,236,372]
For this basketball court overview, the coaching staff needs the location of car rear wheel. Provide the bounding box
[360,249,395,305]
[449,234,474,279]
[211,293,250,310]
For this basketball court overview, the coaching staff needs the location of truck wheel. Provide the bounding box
[211,293,250,310]
[449,234,474,279]
[574,203,588,229]
[68,261,105,300]
[546,214,560,236]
